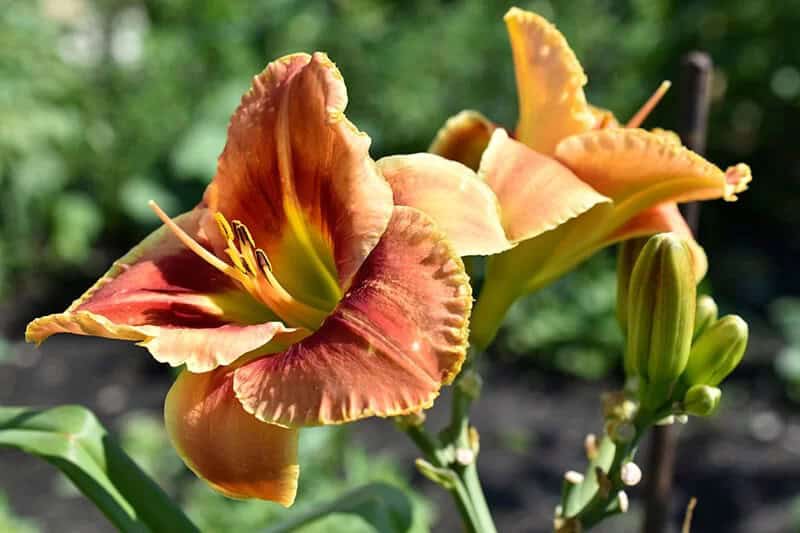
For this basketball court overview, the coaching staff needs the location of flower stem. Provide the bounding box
[397,352,497,533]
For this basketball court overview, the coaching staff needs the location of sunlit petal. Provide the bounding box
[428,110,496,170]
[165,368,299,505]
[378,153,511,256]
[205,52,394,311]
[234,207,471,427]
[555,128,752,214]
[505,7,596,154]
[25,209,303,373]
[479,129,610,243]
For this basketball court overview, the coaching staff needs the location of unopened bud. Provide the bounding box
[415,458,456,489]
[457,369,483,399]
[617,490,630,513]
[693,295,719,341]
[564,470,584,484]
[683,384,722,416]
[676,414,689,424]
[455,447,475,466]
[468,426,481,455]
[584,433,598,460]
[655,415,675,426]
[617,237,648,334]
[625,234,696,406]
[620,462,642,486]
[684,315,748,387]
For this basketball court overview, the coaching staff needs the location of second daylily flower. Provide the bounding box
[25,53,511,506]
[425,7,752,348]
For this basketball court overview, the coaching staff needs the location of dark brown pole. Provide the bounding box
[642,51,712,533]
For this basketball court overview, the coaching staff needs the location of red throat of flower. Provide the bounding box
[148,200,329,330]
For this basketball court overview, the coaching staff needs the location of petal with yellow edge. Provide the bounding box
[555,128,752,211]
[608,202,708,281]
[233,207,471,427]
[377,153,511,256]
[428,110,496,170]
[478,129,610,243]
[165,368,299,505]
[504,7,596,154]
[204,52,394,312]
[25,208,304,373]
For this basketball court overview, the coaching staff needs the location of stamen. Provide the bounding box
[626,81,672,128]
[148,201,248,285]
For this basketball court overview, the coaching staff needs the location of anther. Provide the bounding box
[626,80,672,128]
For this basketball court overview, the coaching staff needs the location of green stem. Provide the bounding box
[397,353,497,533]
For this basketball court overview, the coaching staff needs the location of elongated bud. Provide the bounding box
[625,234,696,392]
[693,295,719,341]
[684,315,748,386]
[617,237,649,334]
[683,384,722,416]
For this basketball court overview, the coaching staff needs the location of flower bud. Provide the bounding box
[624,234,696,398]
[683,384,722,416]
[683,315,748,387]
[693,295,718,341]
[616,237,648,334]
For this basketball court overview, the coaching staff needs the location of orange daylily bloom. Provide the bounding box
[424,8,752,348]
[25,52,499,505]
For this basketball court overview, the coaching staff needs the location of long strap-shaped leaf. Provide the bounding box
[0,405,198,533]
[262,482,414,533]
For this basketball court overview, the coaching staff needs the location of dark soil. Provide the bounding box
[0,302,796,533]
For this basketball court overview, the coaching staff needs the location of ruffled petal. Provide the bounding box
[378,153,511,256]
[554,129,752,220]
[609,203,708,281]
[26,208,303,373]
[204,52,394,311]
[478,129,610,243]
[504,7,596,154]
[233,207,471,427]
[428,110,496,170]
[165,368,299,505]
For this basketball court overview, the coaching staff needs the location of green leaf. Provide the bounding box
[0,405,198,533]
[263,482,414,533]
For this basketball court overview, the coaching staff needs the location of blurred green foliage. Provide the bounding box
[1,0,791,312]
[120,412,431,532]
[0,490,38,533]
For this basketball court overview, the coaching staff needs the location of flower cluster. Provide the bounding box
[24,6,752,516]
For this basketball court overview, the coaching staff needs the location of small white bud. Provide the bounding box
[676,414,689,424]
[584,433,598,460]
[621,462,642,486]
[455,447,475,466]
[564,470,585,484]
[617,490,630,513]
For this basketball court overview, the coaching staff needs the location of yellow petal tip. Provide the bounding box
[723,163,752,201]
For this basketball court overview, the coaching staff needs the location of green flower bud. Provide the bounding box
[683,384,722,416]
[616,237,649,334]
[624,234,696,392]
[683,315,748,387]
[693,295,719,341]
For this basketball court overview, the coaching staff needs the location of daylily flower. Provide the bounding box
[425,7,752,348]
[23,52,506,505]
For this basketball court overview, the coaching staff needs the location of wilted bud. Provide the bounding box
[683,315,748,387]
[683,384,722,416]
[616,237,649,334]
[625,234,696,404]
[693,295,719,341]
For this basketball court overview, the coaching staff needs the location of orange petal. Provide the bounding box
[609,203,708,281]
[205,52,394,311]
[378,153,511,256]
[428,110,496,170]
[233,206,471,427]
[504,7,596,154]
[165,368,299,505]
[25,208,304,373]
[478,129,610,243]
[555,129,752,218]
